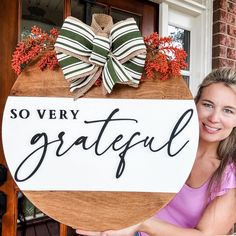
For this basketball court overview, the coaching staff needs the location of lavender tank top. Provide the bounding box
[139,163,236,236]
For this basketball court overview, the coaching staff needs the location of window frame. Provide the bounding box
[158,0,213,96]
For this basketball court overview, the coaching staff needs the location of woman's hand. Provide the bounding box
[75,223,141,236]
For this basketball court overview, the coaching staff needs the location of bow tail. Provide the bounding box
[102,56,144,94]
[57,52,102,98]
[73,67,102,99]
[123,54,146,82]
[57,52,97,81]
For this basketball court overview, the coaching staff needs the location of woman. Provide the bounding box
[76,68,236,236]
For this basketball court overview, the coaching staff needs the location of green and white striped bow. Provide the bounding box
[55,14,146,98]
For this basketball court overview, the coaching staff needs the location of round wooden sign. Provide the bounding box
[2,58,198,231]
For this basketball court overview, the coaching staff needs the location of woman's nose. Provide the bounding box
[208,110,220,123]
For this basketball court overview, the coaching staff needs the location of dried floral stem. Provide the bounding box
[142,32,188,81]
[11,26,59,75]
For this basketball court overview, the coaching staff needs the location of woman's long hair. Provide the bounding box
[194,68,236,192]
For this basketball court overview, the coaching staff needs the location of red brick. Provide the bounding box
[226,35,236,48]
[213,30,236,48]
[213,9,227,22]
[212,46,227,57]
[214,0,227,10]
[212,58,235,68]
[212,58,220,69]
[213,21,226,34]
[223,59,234,67]
[227,48,236,60]
[213,33,227,46]
[226,12,236,24]
[227,2,236,14]
[227,24,236,37]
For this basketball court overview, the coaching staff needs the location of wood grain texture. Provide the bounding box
[11,59,192,100]
[9,59,192,231]
[24,191,174,231]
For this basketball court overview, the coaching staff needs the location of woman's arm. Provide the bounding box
[139,218,204,236]
[76,219,203,236]
[140,189,236,236]
[196,188,236,235]
[76,189,236,236]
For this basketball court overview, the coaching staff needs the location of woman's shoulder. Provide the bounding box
[210,162,236,200]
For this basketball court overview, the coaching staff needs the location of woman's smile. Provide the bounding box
[202,123,221,134]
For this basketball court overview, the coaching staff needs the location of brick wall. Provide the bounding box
[212,0,236,68]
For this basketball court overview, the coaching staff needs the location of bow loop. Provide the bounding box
[55,14,146,98]
[111,18,145,63]
[56,17,95,61]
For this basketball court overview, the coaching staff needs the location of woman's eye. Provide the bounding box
[203,103,213,108]
[223,108,234,114]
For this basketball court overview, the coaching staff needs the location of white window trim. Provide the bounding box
[151,0,213,96]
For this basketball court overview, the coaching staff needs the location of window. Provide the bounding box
[168,25,190,86]
[21,0,64,39]
[159,1,212,96]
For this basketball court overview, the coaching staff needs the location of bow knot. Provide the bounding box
[89,35,110,66]
[55,14,146,98]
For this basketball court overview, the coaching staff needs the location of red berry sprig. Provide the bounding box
[12,26,59,75]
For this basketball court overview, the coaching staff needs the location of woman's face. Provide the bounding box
[196,82,236,144]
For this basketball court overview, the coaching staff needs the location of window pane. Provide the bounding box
[71,1,141,27]
[110,8,140,26]
[71,0,85,21]
[18,192,44,221]
[21,0,64,39]
[23,197,42,219]
[182,75,190,87]
[90,4,107,17]
[71,0,107,24]
[168,25,190,70]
